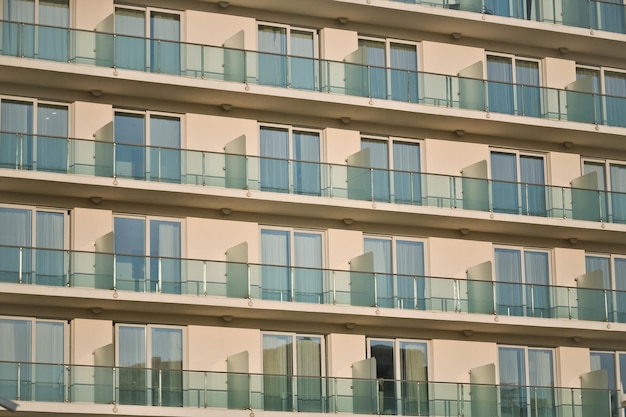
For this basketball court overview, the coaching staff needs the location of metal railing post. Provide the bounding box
[290,266,295,302]
[604,289,609,322]
[157,147,162,181]
[370,168,375,202]
[492,281,497,315]
[18,247,23,284]
[410,172,415,204]
[17,362,21,400]
[113,254,117,291]
[332,270,337,305]
[373,273,378,307]
[530,284,535,317]
[113,367,117,405]
[157,40,161,73]
[203,372,208,408]
[329,164,334,198]
[158,257,163,294]
[413,275,418,310]
[247,264,251,299]
[112,143,117,178]
[524,183,530,215]
[158,369,163,406]
[203,261,207,296]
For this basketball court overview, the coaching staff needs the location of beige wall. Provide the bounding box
[186,218,258,261]
[71,318,113,366]
[187,325,261,373]
[327,229,364,269]
[186,11,256,49]
[424,139,489,176]
[327,333,365,378]
[421,42,484,76]
[320,28,358,61]
[72,208,113,251]
[543,58,577,90]
[429,238,493,278]
[325,128,361,164]
[553,248,586,287]
[549,151,581,186]
[431,339,497,383]
[73,0,113,30]
[73,102,112,140]
[186,114,257,153]
[556,346,590,388]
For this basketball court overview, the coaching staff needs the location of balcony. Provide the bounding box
[1,21,626,132]
[0,245,624,326]
[0,360,617,416]
[0,132,623,227]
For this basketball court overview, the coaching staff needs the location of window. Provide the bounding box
[582,159,626,224]
[257,23,317,89]
[116,324,183,407]
[0,98,69,172]
[576,66,626,128]
[113,215,182,294]
[585,254,626,322]
[367,338,429,415]
[2,0,69,61]
[498,346,555,417]
[260,227,324,302]
[259,125,321,195]
[351,37,419,101]
[114,110,181,183]
[114,5,181,74]
[490,149,546,216]
[494,247,551,317]
[0,317,67,402]
[590,351,626,417]
[487,54,540,117]
[0,205,66,286]
[360,137,421,204]
[364,236,426,309]
[262,332,324,412]
[483,0,536,19]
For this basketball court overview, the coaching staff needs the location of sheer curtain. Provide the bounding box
[499,347,527,417]
[614,258,626,323]
[487,56,514,115]
[400,341,428,416]
[364,238,393,308]
[491,152,519,214]
[118,326,147,405]
[114,217,146,292]
[390,43,418,103]
[583,161,608,221]
[590,351,616,389]
[605,72,626,128]
[524,251,550,317]
[115,8,146,71]
[150,12,180,75]
[114,113,145,179]
[151,328,183,406]
[290,31,315,90]
[150,116,181,183]
[515,60,540,117]
[393,142,421,205]
[36,211,64,286]
[260,127,289,192]
[528,349,554,417]
[0,207,32,283]
[296,336,322,412]
[2,0,35,57]
[585,255,612,320]
[0,319,31,400]
[37,104,68,173]
[610,164,626,223]
[0,100,33,169]
[35,321,64,402]
[370,339,396,414]
[520,156,546,216]
[576,68,602,124]
[495,248,523,316]
[263,334,292,411]
[150,220,181,294]
[595,0,625,34]
[292,131,320,196]
[38,0,69,62]
[362,139,390,202]
[396,241,425,309]
[293,233,322,303]
[261,229,290,300]
[359,40,386,99]
[258,26,287,87]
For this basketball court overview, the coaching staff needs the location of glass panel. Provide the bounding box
[364,238,393,308]
[292,131,320,196]
[149,220,181,294]
[400,341,428,416]
[590,351,616,390]
[524,251,551,318]
[0,208,32,283]
[151,327,183,407]
[114,112,145,180]
[362,139,390,202]
[150,11,180,75]
[393,141,421,205]
[35,321,64,402]
[0,319,32,400]
[499,347,527,417]
[296,336,322,412]
[516,60,541,117]
[37,104,68,172]
[614,258,626,323]
[487,56,514,115]
[370,339,395,415]
[261,229,290,301]
[389,43,418,102]
[260,127,289,193]
[263,334,293,411]
[36,211,64,286]
[0,100,33,169]
[115,8,146,71]
[495,248,523,316]
[38,0,69,62]
[605,72,626,128]
[520,155,546,216]
[583,161,608,221]
[585,255,612,321]
[118,326,147,405]
[258,25,287,87]
[149,116,180,183]
[290,30,315,90]
[491,152,519,214]
[114,218,146,292]
[358,39,386,99]
[396,240,425,310]
[293,233,322,303]
[609,164,626,224]
[2,0,35,58]
[528,349,555,417]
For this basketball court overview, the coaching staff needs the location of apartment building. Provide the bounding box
[1,0,626,416]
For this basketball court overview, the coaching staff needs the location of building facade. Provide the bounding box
[1,0,626,416]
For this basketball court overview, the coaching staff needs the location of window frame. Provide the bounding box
[497,344,556,386]
[114,4,184,41]
[0,315,69,363]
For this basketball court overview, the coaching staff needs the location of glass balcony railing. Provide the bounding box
[0,360,618,416]
[1,20,626,129]
[386,0,626,36]
[1,131,625,226]
[1,244,625,325]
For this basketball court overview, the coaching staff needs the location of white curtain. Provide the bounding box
[151,327,183,406]
[0,319,31,400]
[115,8,146,71]
[263,334,292,411]
[150,11,180,74]
[296,336,322,411]
[605,72,626,128]
[524,251,550,317]
[292,131,320,195]
[499,347,526,417]
[36,211,64,286]
[0,100,33,168]
[583,161,608,220]
[0,208,32,283]
[487,56,514,115]
[118,326,147,405]
[258,25,287,87]
[150,116,180,182]
[615,258,626,322]
[261,229,290,300]
[260,127,289,192]
[38,0,69,62]
[590,352,616,390]
[293,233,322,303]
[396,240,425,309]
[358,39,386,99]
[585,255,613,321]
[361,139,390,202]
[400,341,428,415]
[610,164,626,223]
[495,248,523,315]
[114,112,145,179]
[290,31,315,90]
[37,104,68,172]
[364,238,393,308]
[515,60,540,117]
[150,220,181,294]
[114,217,146,292]
[393,141,420,204]
[520,155,546,216]
[528,349,554,417]
[390,43,418,103]
[491,152,518,214]
[2,0,35,57]
[35,321,64,402]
